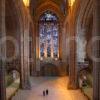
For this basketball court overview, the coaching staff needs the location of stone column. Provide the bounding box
[36,23,40,59]
[20,18,30,89]
[0,0,6,99]
[93,0,100,99]
[68,8,78,89]
[36,22,40,74]
[59,23,63,60]
[29,22,37,76]
[62,25,67,62]
[32,23,37,75]
[68,36,78,89]
[29,24,34,76]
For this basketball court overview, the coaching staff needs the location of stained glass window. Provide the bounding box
[39,11,59,59]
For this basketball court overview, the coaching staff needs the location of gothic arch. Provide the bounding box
[63,0,93,89]
[35,1,65,60]
[6,0,31,89]
[6,0,29,70]
[35,0,64,22]
[77,0,93,33]
[76,0,93,61]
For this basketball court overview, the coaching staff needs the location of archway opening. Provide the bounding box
[5,0,21,99]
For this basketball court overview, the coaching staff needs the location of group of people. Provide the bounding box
[43,89,49,96]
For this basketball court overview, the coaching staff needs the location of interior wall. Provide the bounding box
[6,1,21,62]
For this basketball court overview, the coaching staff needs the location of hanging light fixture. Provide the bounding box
[69,0,75,6]
[23,0,29,7]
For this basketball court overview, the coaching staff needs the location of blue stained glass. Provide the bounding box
[40,11,58,21]
[39,11,59,58]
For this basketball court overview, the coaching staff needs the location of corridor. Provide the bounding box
[12,77,88,100]
[0,0,100,100]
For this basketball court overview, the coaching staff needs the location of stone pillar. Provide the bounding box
[29,22,37,76]
[93,0,100,99]
[0,0,6,99]
[36,23,40,59]
[59,23,63,59]
[20,18,30,89]
[68,8,78,89]
[36,22,40,74]
[62,25,67,62]
[32,24,37,75]
[29,24,34,76]
[68,36,78,89]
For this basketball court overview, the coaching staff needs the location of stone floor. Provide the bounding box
[12,77,88,100]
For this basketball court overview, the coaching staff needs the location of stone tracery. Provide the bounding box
[39,11,59,59]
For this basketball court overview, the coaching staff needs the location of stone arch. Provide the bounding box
[6,0,23,77]
[35,1,65,60]
[6,0,30,89]
[6,0,26,76]
[35,0,64,22]
[6,0,27,60]
[63,0,93,89]
[75,0,93,90]
[77,0,93,33]
[76,0,93,62]
[6,0,25,33]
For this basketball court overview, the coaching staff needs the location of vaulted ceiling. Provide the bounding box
[37,0,64,7]
[31,0,64,6]
[30,0,68,17]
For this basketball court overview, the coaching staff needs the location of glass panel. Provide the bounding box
[39,11,59,59]
[40,11,58,21]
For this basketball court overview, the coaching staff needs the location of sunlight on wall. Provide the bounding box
[69,0,75,6]
[23,0,29,7]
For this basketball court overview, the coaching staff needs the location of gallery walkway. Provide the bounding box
[12,77,88,100]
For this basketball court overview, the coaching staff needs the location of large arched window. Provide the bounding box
[39,11,59,59]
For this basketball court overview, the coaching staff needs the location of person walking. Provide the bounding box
[43,90,45,96]
[46,89,48,95]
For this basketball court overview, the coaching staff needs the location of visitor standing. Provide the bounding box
[46,89,48,95]
[43,90,45,96]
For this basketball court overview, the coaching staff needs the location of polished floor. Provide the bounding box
[12,77,88,100]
